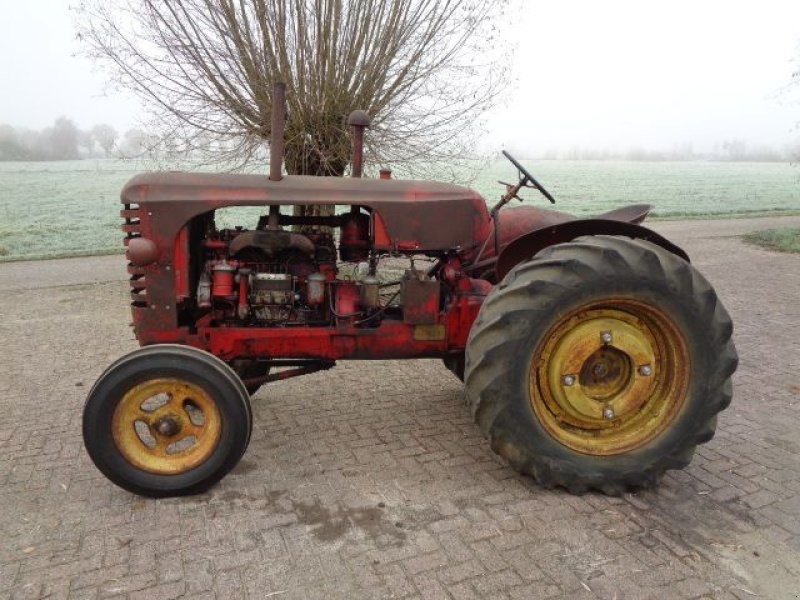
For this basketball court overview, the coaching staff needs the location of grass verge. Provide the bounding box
[743,228,800,254]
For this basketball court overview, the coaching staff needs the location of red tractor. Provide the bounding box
[84,90,737,497]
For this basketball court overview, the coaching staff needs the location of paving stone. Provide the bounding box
[445,581,482,600]
[435,559,485,585]
[0,564,18,592]
[471,568,523,595]
[1,216,800,599]
[129,581,185,600]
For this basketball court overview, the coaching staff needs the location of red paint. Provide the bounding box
[193,321,450,361]
[334,281,360,322]
[401,277,440,325]
[173,226,190,301]
[339,209,370,261]
[127,237,158,266]
[372,213,391,249]
[118,170,668,377]
[211,261,236,299]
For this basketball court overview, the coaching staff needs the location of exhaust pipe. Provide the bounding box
[348,110,371,178]
[270,82,286,182]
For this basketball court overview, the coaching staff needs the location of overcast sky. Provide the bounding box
[1,0,799,155]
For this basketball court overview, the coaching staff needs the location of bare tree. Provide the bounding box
[92,124,119,156]
[0,125,25,160]
[118,128,161,158]
[48,117,80,160]
[78,130,96,157]
[75,0,508,178]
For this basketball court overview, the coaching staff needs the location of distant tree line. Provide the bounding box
[1,116,797,164]
[0,117,158,161]
[534,140,800,162]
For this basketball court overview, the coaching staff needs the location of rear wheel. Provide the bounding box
[83,345,252,497]
[465,236,737,494]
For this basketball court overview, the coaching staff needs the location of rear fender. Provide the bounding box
[495,219,689,282]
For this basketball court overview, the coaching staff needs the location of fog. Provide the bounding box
[486,1,800,156]
[1,0,798,157]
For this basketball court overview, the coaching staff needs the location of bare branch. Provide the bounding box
[75,0,510,176]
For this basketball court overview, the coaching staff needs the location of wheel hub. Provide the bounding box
[529,302,689,455]
[154,416,181,437]
[579,346,632,401]
[111,378,222,475]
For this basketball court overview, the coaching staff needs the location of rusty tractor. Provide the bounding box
[83,86,738,497]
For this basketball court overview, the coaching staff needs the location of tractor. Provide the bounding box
[83,86,738,497]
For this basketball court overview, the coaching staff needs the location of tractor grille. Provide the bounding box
[122,203,148,308]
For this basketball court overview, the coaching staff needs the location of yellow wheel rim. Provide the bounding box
[529,301,690,455]
[112,378,222,475]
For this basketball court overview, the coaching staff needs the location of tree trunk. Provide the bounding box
[284,132,349,235]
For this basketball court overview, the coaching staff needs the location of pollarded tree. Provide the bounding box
[75,0,508,178]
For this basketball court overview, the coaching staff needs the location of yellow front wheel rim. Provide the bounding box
[529,301,690,455]
[112,378,222,475]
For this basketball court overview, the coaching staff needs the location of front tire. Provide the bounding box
[465,236,737,494]
[83,345,253,497]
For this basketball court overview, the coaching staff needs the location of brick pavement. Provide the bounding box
[1,216,799,599]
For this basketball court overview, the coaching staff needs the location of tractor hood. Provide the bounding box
[121,172,492,252]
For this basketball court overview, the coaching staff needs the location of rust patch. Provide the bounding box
[413,324,446,341]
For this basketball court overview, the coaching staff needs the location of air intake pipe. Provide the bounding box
[348,110,371,178]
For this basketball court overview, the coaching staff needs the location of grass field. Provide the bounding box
[1,158,798,262]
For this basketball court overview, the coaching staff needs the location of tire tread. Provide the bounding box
[465,235,737,495]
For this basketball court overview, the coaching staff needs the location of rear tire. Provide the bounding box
[83,345,252,497]
[465,236,737,495]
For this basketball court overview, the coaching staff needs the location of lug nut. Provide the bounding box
[603,407,615,420]
[562,375,576,387]
[601,331,613,345]
[639,365,653,376]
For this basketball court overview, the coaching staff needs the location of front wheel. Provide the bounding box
[83,345,252,497]
[465,236,738,494]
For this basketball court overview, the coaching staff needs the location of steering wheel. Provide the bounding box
[502,150,556,204]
